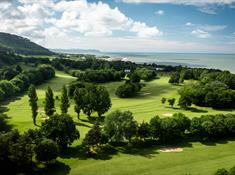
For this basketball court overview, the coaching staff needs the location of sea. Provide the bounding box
[104,52,235,73]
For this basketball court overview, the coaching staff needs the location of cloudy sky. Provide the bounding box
[0,0,235,53]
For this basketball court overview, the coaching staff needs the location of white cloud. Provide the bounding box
[130,22,162,37]
[155,10,164,15]
[199,24,227,31]
[192,29,211,38]
[186,22,194,26]
[0,0,162,43]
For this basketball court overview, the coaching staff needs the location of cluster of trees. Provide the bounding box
[73,83,111,117]
[178,81,235,109]
[173,68,235,109]
[134,68,156,81]
[29,82,111,124]
[0,65,55,101]
[71,69,124,83]
[215,166,235,175]
[82,112,235,151]
[0,65,22,80]
[168,71,183,84]
[115,80,142,98]
[0,113,79,174]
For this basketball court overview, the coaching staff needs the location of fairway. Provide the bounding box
[3,72,235,175]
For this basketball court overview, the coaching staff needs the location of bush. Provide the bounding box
[35,138,59,163]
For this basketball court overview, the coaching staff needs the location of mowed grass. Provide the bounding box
[3,72,235,175]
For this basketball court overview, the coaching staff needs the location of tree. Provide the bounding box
[169,72,180,84]
[35,138,59,164]
[28,85,38,125]
[215,168,229,175]
[16,65,22,73]
[173,113,191,133]
[168,98,176,108]
[83,123,107,149]
[115,82,141,98]
[149,115,161,139]
[159,117,182,143]
[229,166,235,175]
[130,72,140,83]
[60,85,70,114]
[73,87,86,118]
[104,110,138,142]
[44,86,55,116]
[137,121,150,140]
[41,114,80,148]
[93,86,112,117]
[161,97,166,105]
[0,130,34,174]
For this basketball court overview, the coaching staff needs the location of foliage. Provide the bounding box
[104,110,138,142]
[134,68,156,81]
[73,69,124,83]
[161,97,166,104]
[115,81,142,98]
[73,84,111,117]
[137,121,150,140]
[60,85,70,114]
[41,114,80,148]
[83,123,107,148]
[169,71,180,84]
[0,32,53,55]
[35,138,59,163]
[28,84,38,125]
[168,98,176,108]
[44,86,55,116]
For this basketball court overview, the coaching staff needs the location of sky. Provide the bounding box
[0,0,235,53]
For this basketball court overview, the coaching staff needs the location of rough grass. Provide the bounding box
[2,72,235,175]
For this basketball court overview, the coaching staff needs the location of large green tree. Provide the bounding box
[28,84,38,125]
[41,114,80,148]
[74,87,86,118]
[35,138,59,164]
[93,85,111,117]
[60,85,69,114]
[44,86,55,116]
[104,110,137,142]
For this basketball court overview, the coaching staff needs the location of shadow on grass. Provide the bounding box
[79,116,104,125]
[38,161,71,175]
[186,107,208,113]
[60,144,118,160]
[74,121,91,128]
[199,137,235,146]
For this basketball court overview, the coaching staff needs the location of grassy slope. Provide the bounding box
[3,72,235,175]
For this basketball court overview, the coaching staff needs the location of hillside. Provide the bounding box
[0,32,53,55]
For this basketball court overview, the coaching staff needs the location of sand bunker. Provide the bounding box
[162,113,173,117]
[160,147,183,153]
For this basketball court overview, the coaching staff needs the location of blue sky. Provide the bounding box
[0,0,235,53]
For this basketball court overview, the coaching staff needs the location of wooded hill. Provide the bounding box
[0,32,53,55]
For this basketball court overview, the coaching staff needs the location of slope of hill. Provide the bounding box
[0,32,53,55]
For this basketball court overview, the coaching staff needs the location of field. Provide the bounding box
[2,71,235,175]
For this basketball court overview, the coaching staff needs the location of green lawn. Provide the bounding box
[3,72,235,175]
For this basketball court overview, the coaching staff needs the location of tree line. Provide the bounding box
[0,65,55,101]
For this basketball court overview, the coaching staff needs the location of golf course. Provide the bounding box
[3,71,235,175]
